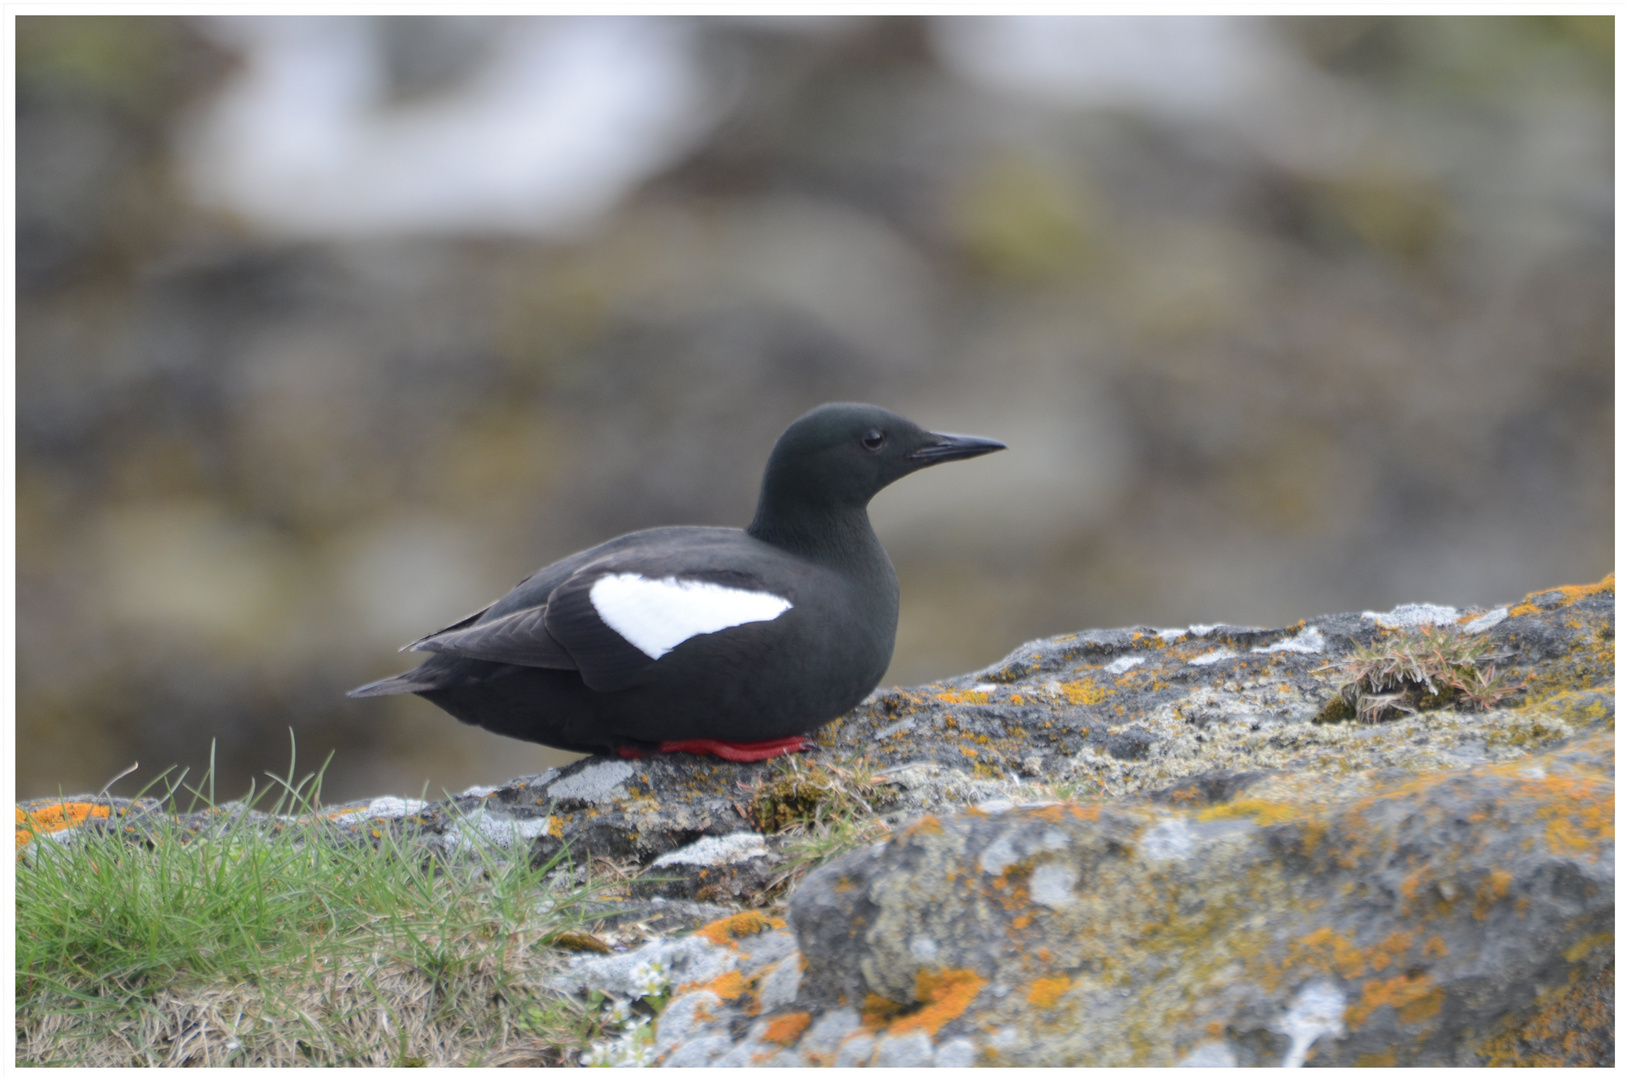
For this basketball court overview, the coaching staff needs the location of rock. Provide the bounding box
[640,577,1614,1066]
[16,576,1614,1065]
[783,724,1611,1065]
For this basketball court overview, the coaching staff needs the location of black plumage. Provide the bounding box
[348,403,1004,760]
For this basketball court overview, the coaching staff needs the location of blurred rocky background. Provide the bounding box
[17,16,1613,802]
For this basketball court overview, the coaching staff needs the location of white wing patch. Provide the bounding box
[588,574,793,660]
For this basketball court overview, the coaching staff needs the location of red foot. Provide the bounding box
[619,736,810,762]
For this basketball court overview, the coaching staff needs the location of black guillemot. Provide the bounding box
[348,402,1005,761]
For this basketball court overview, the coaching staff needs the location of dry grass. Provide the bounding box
[1319,627,1526,723]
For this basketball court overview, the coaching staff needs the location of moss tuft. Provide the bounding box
[1318,627,1526,723]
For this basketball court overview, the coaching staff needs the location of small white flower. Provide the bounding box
[628,959,670,1000]
[583,1023,656,1068]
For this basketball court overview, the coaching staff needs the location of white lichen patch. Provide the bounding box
[328,796,426,823]
[546,760,635,803]
[1178,1039,1238,1067]
[1272,980,1345,1068]
[799,1008,861,1056]
[1189,649,1239,666]
[755,955,803,1012]
[1140,816,1197,862]
[1106,656,1146,674]
[1251,627,1325,655]
[1029,861,1080,908]
[835,1034,876,1066]
[978,833,1020,876]
[440,808,556,852]
[1463,607,1509,633]
[910,935,939,961]
[1363,603,1459,629]
[934,1038,980,1067]
[873,1030,934,1067]
[650,831,768,868]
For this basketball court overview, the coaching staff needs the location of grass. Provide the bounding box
[16,745,635,1067]
[1317,627,1527,724]
[745,756,899,901]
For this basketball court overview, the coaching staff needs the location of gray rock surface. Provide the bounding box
[17,576,1614,1065]
[785,729,1611,1065]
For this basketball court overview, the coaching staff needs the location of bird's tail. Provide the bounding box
[347,670,441,698]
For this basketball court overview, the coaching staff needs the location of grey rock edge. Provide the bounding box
[19,580,1614,1065]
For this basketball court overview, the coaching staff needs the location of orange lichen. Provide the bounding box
[696,911,784,947]
[1195,798,1303,827]
[1563,932,1612,963]
[1477,963,1614,1066]
[901,816,942,840]
[1058,680,1107,706]
[889,969,988,1037]
[762,1012,812,1045]
[860,993,908,1031]
[1423,935,1449,960]
[1472,870,1511,920]
[1507,573,1614,618]
[1399,867,1428,908]
[1297,818,1330,858]
[16,801,113,851]
[1523,774,1613,856]
[1292,927,1369,981]
[1356,1049,1397,1067]
[697,970,749,1001]
[935,689,991,705]
[1347,972,1443,1027]
[1366,932,1413,972]
[1026,975,1071,1009]
[859,969,982,1040]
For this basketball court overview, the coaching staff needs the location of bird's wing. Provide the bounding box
[399,604,492,652]
[398,567,546,652]
[544,563,795,693]
[407,604,578,670]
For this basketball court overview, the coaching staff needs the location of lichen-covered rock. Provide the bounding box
[780,730,1612,1066]
[646,729,1611,1066]
[16,576,1614,1065]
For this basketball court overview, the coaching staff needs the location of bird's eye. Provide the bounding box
[861,429,886,451]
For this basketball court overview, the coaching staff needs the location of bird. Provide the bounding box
[348,402,1005,762]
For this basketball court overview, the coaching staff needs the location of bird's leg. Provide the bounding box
[653,736,810,762]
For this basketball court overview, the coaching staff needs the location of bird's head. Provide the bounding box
[750,402,1005,530]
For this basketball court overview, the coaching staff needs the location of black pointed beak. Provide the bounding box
[909,431,1007,464]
